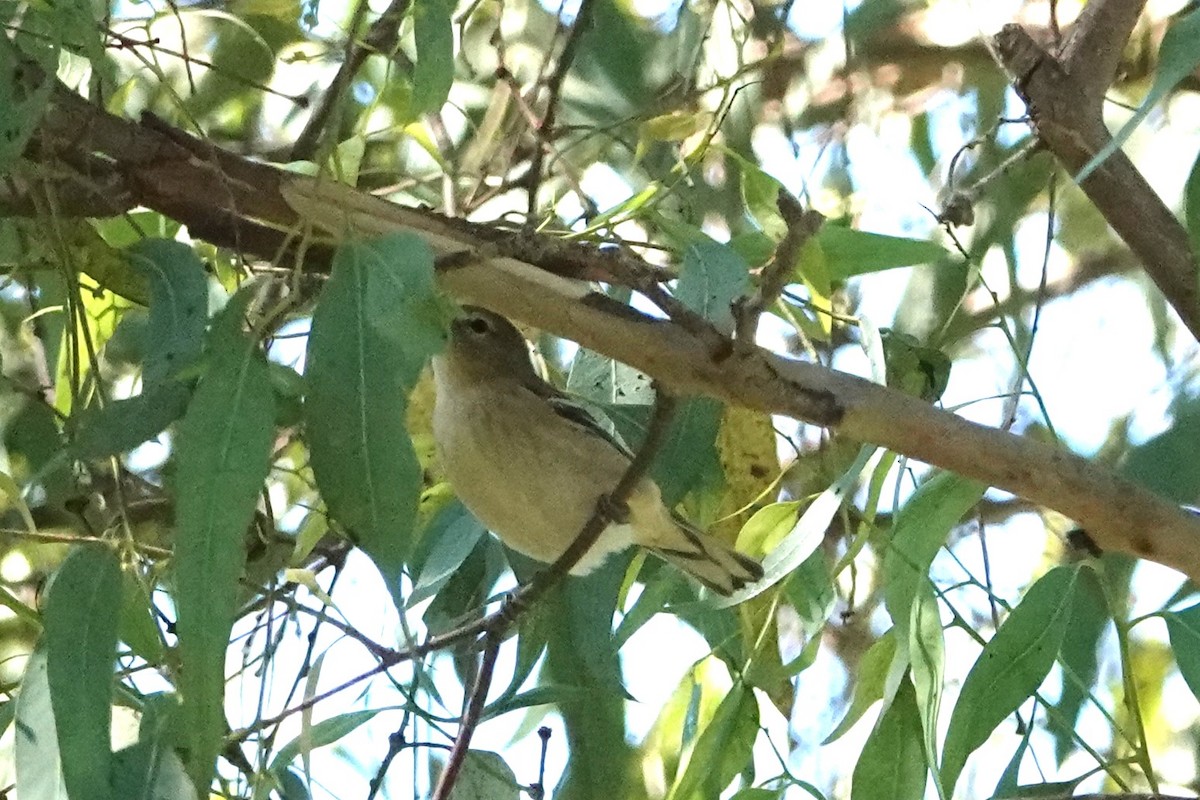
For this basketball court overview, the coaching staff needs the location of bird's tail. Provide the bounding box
[650,513,763,596]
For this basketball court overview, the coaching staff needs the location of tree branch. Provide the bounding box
[20,70,1200,585]
[992,2,1200,340]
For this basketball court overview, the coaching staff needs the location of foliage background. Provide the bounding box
[4,0,1200,798]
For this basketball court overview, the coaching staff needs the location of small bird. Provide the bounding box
[431,306,763,596]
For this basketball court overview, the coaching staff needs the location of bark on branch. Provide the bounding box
[14,71,1200,584]
[993,0,1200,339]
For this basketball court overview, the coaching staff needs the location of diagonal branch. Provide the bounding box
[992,1,1200,340]
[18,70,1200,585]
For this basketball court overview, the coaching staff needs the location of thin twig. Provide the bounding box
[732,191,823,348]
[430,628,503,800]
[524,0,599,217]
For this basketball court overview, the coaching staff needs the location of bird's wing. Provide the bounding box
[521,375,637,460]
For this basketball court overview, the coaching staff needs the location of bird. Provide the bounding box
[430,306,764,596]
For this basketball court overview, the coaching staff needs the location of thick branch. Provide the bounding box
[21,76,1200,584]
[993,5,1200,340]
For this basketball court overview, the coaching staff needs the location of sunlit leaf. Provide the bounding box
[668,682,758,800]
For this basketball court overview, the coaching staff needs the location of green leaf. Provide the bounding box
[668,682,758,800]
[71,385,192,459]
[883,472,985,639]
[1047,567,1108,763]
[43,545,121,800]
[111,739,196,800]
[411,0,455,116]
[823,630,897,744]
[1185,150,1200,264]
[15,648,65,799]
[817,227,947,279]
[407,501,486,606]
[0,39,54,176]
[851,675,927,800]
[940,566,1083,794]
[676,238,750,332]
[909,580,944,795]
[119,569,165,665]
[1165,601,1200,701]
[443,751,520,800]
[723,445,875,607]
[174,287,277,791]
[1076,6,1200,182]
[306,234,447,580]
[126,239,209,388]
[269,710,382,773]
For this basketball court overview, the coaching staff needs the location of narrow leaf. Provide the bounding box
[269,710,382,773]
[883,472,985,638]
[1165,601,1200,701]
[818,227,947,279]
[43,546,121,800]
[174,288,276,791]
[411,0,455,115]
[1075,6,1200,182]
[940,566,1083,793]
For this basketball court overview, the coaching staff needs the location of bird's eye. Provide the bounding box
[466,315,491,335]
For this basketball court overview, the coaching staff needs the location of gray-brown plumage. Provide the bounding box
[431,306,763,595]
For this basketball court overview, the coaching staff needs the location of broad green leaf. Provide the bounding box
[407,501,486,607]
[667,682,758,800]
[126,239,209,389]
[174,287,277,791]
[883,472,985,638]
[851,676,927,800]
[411,0,455,116]
[823,630,897,744]
[269,710,382,773]
[817,227,947,279]
[566,348,654,406]
[15,648,66,800]
[43,545,121,800]
[1076,6,1200,183]
[940,566,1083,794]
[306,234,447,579]
[444,751,520,800]
[1165,602,1200,701]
